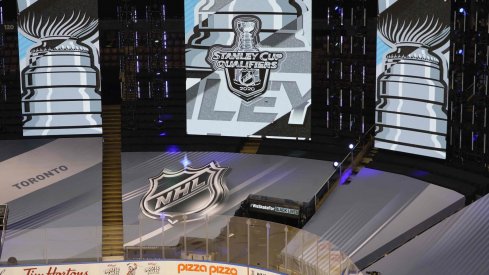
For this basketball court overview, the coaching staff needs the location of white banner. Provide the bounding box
[0,260,285,275]
[0,138,102,204]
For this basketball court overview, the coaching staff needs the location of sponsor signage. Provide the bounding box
[0,260,284,275]
[244,195,303,220]
[140,162,229,223]
[103,263,121,275]
[250,203,300,217]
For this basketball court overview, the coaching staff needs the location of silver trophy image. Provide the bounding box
[236,20,259,52]
[17,0,102,136]
[375,0,450,158]
[233,18,261,88]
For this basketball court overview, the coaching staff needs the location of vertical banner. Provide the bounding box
[17,0,102,136]
[185,0,312,139]
[375,0,450,159]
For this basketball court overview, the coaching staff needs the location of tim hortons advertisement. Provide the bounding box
[185,0,312,139]
[0,260,285,275]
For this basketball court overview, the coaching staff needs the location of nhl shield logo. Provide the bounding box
[237,69,260,87]
[140,161,229,222]
[206,16,285,102]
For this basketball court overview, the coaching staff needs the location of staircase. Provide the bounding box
[355,147,377,174]
[102,105,124,260]
[240,138,261,154]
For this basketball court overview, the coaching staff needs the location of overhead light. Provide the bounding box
[180,154,191,168]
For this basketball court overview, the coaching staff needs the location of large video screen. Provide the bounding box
[375,0,450,159]
[16,0,102,136]
[185,0,312,139]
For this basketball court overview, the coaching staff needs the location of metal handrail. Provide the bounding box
[311,125,376,208]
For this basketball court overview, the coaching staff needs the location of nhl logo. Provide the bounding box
[207,16,285,102]
[140,161,229,222]
[236,69,260,87]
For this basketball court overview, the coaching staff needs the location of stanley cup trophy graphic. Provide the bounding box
[233,18,261,91]
[17,0,102,136]
[375,0,450,159]
[236,20,258,52]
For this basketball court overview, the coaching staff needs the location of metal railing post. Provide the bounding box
[284,226,289,271]
[161,214,165,259]
[266,222,270,269]
[138,214,143,260]
[247,219,251,267]
[205,215,209,258]
[226,221,230,263]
